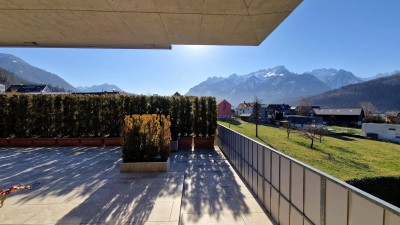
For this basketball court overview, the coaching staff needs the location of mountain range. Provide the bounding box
[186,66,398,107]
[309,73,400,112]
[0,53,123,93]
[77,84,123,92]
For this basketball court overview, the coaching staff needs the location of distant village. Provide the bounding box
[217,99,400,143]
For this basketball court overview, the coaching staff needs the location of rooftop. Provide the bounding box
[313,108,364,116]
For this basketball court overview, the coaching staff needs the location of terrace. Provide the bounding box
[0,146,274,225]
[1,1,399,224]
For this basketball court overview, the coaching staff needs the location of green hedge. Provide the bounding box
[0,94,217,139]
[346,176,400,208]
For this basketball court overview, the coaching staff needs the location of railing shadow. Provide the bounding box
[169,148,251,224]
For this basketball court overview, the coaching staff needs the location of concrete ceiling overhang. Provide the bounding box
[0,0,302,49]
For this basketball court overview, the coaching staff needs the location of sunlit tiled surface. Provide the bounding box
[0,147,274,225]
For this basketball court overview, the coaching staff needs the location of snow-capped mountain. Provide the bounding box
[186,66,400,106]
[76,83,123,92]
[308,69,362,89]
[186,66,330,106]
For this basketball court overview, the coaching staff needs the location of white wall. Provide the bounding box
[362,123,400,143]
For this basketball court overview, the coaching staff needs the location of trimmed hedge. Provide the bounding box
[0,94,217,139]
[346,176,400,208]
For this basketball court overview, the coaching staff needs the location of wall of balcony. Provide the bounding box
[216,125,400,225]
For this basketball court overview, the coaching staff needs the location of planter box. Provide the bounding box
[194,137,215,149]
[104,137,122,146]
[9,138,33,147]
[58,138,81,146]
[81,138,104,146]
[0,138,9,147]
[170,140,178,152]
[120,159,169,173]
[178,136,193,149]
[33,138,57,147]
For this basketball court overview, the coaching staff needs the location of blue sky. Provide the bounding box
[1,0,399,95]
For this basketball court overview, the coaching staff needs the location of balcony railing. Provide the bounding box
[216,125,400,225]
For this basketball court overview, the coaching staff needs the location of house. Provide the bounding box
[312,108,365,127]
[286,116,324,128]
[6,84,50,93]
[295,105,321,116]
[267,104,292,121]
[362,123,400,143]
[235,101,253,116]
[217,99,232,119]
[0,84,5,93]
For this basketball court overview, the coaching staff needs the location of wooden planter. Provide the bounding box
[104,137,122,146]
[178,136,193,149]
[0,138,9,147]
[33,138,57,147]
[9,138,33,147]
[80,138,104,146]
[194,137,215,149]
[58,138,81,146]
[120,159,169,173]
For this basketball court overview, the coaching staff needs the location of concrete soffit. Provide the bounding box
[0,0,302,49]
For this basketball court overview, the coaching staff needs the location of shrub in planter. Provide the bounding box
[122,114,171,163]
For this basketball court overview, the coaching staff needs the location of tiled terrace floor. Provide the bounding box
[0,146,275,225]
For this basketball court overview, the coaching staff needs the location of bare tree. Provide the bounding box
[359,101,375,121]
[385,112,400,124]
[301,125,319,149]
[252,96,262,137]
[283,121,295,139]
[298,98,311,116]
[316,127,328,143]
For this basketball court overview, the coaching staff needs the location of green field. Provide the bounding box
[219,119,400,181]
[325,125,364,135]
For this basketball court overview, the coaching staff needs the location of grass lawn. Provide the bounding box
[219,119,400,181]
[326,125,364,135]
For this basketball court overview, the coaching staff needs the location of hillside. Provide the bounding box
[0,67,67,92]
[309,73,400,111]
[0,67,31,87]
[0,53,77,92]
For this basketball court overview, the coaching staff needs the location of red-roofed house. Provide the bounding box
[217,99,232,119]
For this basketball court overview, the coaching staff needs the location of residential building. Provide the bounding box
[6,84,50,93]
[362,123,400,143]
[235,101,253,116]
[0,84,5,93]
[312,108,365,127]
[217,99,232,119]
[267,104,292,121]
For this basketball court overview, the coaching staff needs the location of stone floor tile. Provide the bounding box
[180,213,246,225]
[0,204,45,224]
[23,204,78,224]
[241,212,276,225]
